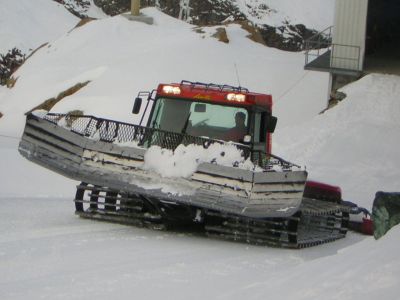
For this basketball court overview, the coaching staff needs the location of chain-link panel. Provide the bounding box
[43,113,297,171]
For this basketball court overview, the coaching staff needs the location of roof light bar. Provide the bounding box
[227,93,246,102]
[162,85,181,95]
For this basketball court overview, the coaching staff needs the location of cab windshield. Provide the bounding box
[149,97,249,142]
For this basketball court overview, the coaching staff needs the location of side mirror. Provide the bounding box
[132,97,142,114]
[265,116,277,133]
[194,103,206,113]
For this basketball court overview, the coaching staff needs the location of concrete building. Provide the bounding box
[304,0,400,99]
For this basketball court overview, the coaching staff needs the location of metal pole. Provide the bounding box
[131,0,140,16]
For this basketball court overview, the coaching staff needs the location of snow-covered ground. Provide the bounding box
[0,1,399,299]
[1,196,398,300]
[0,0,80,54]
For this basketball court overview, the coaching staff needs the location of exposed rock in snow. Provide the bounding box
[55,0,107,19]
[91,0,333,51]
[0,47,25,86]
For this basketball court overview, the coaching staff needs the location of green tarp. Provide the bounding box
[372,192,400,239]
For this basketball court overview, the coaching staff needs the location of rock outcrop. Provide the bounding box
[67,0,321,52]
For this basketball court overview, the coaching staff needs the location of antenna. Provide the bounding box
[234,63,241,87]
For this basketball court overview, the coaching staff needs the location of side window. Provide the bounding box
[254,112,267,143]
[259,113,267,143]
[254,113,261,143]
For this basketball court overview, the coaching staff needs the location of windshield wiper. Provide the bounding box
[181,112,191,134]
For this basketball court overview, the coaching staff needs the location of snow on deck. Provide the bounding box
[143,143,260,178]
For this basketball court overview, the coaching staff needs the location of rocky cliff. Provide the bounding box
[54,0,322,52]
[90,0,320,52]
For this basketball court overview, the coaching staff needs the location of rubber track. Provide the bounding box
[74,184,349,248]
[74,184,166,230]
[204,199,349,248]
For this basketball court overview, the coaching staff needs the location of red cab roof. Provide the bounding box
[156,81,273,110]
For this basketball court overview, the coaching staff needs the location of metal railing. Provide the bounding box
[329,44,361,71]
[180,80,249,93]
[304,26,361,72]
[41,113,297,171]
[304,26,333,66]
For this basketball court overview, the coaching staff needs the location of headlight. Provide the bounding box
[227,93,246,102]
[162,85,181,95]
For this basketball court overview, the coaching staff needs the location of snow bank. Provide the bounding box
[275,74,400,208]
[143,143,259,178]
[228,225,400,300]
[0,0,79,54]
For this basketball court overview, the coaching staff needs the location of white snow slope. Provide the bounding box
[0,2,399,300]
[0,0,80,54]
[0,7,329,136]
[275,74,400,208]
